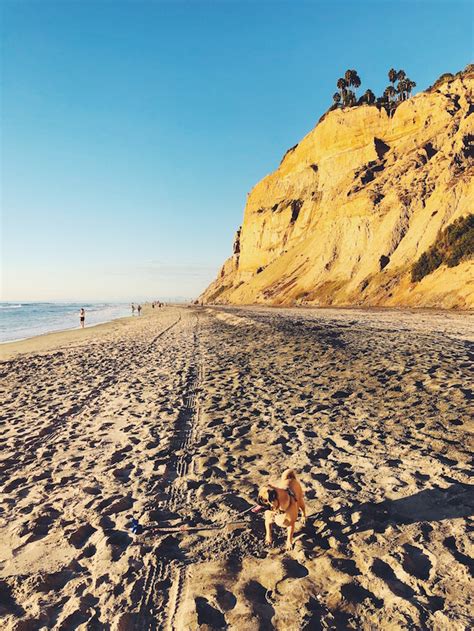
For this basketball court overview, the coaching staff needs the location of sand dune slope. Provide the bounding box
[0,306,472,630]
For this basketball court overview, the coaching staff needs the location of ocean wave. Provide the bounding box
[0,303,130,343]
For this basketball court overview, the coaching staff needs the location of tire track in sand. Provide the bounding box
[0,315,183,480]
[136,314,203,631]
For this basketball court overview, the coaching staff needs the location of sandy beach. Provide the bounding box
[1,305,472,630]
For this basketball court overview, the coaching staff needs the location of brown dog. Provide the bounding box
[257,469,306,550]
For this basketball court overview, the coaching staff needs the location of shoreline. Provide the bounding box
[0,302,132,348]
[0,315,133,346]
[0,313,138,361]
[2,304,472,361]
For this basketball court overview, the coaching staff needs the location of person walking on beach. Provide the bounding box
[80,308,85,328]
[131,303,135,315]
[137,304,142,316]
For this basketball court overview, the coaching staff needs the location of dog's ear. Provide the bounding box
[268,489,277,502]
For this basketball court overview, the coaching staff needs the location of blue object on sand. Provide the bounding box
[130,518,142,534]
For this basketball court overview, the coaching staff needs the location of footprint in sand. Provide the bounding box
[68,523,97,549]
[331,557,361,576]
[195,596,227,628]
[215,585,237,611]
[371,558,416,599]
[443,536,474,578]
[243,580,274,628]
[340,581,384,609]
[112,466,134,483]
[105,530,132,561]
[402,544,432,581]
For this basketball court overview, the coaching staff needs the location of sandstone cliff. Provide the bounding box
[201,69,473,308]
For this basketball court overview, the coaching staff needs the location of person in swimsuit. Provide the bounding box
[137,304,142,316]
[80,308,85,328]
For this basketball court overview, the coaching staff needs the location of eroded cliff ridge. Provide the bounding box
[201,69,473,308]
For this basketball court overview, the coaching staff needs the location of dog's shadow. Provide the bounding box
[303,482,474,546]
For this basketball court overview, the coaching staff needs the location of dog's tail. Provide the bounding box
[282,469,297,481]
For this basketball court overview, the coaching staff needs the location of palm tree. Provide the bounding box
[406,79,416,97]
[351,71,361,99]
[337,77,347,102]
[383,85,397,116]
[397,79,407,101]
[333,92,341,106]
[388,68,397,85]
[397,69,406,82]
[344,69,361,97]
[384,85,396,103]
[351,70,361,88]
[364,89,376,105]
[345,90,357,107]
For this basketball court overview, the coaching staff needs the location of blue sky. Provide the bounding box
[1,0,472,301]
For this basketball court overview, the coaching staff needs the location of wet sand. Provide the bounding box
[1,305,472,630]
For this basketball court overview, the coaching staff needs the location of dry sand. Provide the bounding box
[0,305,472,630]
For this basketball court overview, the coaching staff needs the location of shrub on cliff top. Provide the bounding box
[427,64,474,92]
[411,214,474,282]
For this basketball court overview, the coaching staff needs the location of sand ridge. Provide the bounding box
[0,306,472,629]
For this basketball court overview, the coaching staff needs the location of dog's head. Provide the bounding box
[257,485,278,510]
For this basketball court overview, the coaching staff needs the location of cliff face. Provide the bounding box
[202,71,473,308]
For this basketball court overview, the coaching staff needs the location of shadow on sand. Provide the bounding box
[306,482,474,543]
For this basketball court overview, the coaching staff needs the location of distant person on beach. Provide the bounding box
[131,303,135,315]
[137,304,142,316]
[80,308,85,328]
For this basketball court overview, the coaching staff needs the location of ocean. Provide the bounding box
[0,302,131,343]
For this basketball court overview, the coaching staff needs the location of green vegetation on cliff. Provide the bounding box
[411,214,474,282]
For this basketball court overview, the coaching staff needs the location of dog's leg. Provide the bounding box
[264,510,274,545]
[286,523,295,550]
[299,499,307,525]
